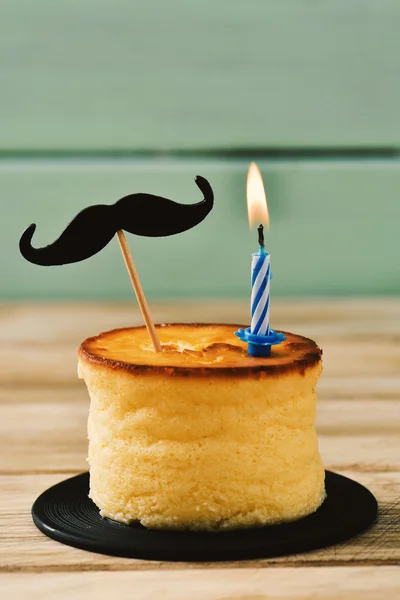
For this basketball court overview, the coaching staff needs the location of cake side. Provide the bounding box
[78,325,325,531]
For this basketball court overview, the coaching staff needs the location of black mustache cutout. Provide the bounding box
[20,176,214,266]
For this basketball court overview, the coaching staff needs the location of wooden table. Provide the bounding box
[1,299,399,599]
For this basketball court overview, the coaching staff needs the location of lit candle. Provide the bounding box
[235,163,285,357]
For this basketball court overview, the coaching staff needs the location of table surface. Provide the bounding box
[1,299,399,599]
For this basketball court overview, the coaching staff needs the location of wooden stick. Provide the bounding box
[116,230,162,353]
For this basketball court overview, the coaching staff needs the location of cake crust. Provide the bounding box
[79,323,322,378]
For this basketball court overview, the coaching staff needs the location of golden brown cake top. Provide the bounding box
[79,324,322,378]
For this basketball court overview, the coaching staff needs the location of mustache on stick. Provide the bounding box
[19,175,214,266]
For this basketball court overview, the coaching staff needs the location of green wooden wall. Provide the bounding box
[1,1,399,299]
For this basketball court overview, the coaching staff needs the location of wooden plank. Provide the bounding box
[1,567,400,600]
[11,337,400,386]
[1,1,400,150]
[0,471,399,572]
[3,300,400,343]
[2,334,400,387]
[5,383,400,414]
[6,374,400,402]
[318,376,400,401]
[7,328,400,380]
[1,394,399,473]
[3,159,400,300]
[2,300,400,387]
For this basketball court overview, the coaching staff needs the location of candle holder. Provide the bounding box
[235,327,286,357]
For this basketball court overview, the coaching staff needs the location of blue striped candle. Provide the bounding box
[250,247,271,336]
[234,164,285,357]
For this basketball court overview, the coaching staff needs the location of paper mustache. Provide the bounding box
[19,175,214,266]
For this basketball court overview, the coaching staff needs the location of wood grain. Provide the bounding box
[2,300,400,386]
[1,469,399,572]
[1,300,399,597]
[2,567,400,600]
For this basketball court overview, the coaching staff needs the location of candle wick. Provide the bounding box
[257,224,265,249]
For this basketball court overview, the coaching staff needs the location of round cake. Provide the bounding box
[78,323,325,531]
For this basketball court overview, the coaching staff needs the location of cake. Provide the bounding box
[78,323,325,531]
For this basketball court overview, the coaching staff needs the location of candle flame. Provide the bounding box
[246,162,269,229]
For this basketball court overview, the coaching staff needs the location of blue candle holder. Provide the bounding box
[235,327,286,357]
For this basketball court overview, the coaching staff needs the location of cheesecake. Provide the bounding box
[78,323,325,530]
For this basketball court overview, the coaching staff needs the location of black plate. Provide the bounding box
[32,471,377,562]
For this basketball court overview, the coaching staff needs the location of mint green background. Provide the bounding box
[1,0,399,150]
[0,1,399,299]
[2,158,399,299]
